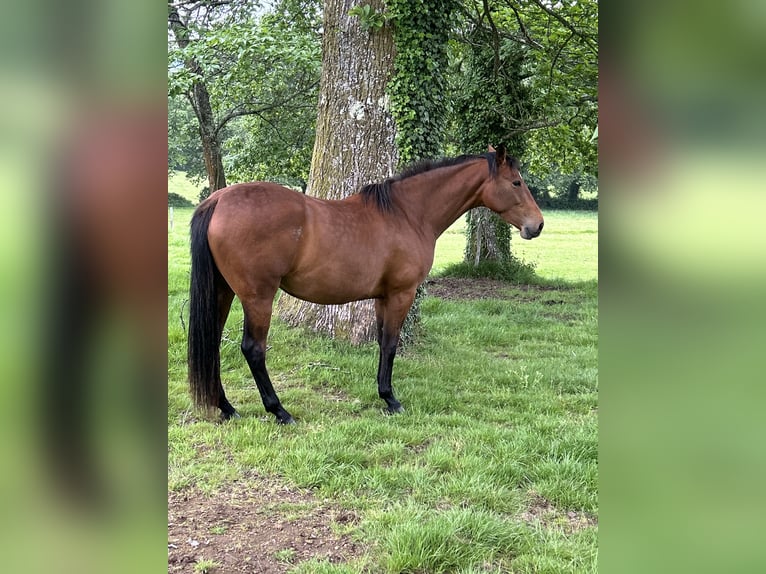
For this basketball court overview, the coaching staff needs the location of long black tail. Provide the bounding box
[188,197,222,410]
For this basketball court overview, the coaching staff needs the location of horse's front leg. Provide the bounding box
[375,290,417,414]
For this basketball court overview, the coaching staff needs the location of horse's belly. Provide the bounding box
[279,271,380,305]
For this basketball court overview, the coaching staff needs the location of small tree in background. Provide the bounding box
[450,20,531,268]
[168,0,321,198]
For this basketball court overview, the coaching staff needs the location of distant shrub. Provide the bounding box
[438,254,538,284]
[540,196,598,211]
[168,192,194,207]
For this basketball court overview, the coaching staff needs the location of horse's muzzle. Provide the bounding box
[521,221,544,240]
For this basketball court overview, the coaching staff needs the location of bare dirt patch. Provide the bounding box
[168,474,364,573]
[426,278,557,301]
[521,491,598,534]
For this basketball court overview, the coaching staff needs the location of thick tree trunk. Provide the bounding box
[168,5,227,193]
[276,0,397,344]
[194,84,227,193]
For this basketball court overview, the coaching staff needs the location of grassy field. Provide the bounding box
[168,205,598,573]
[168,171,204,204]
[432,212,597,283]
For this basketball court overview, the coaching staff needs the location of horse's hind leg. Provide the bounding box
[240,295,295,425]
[215,277,238,419]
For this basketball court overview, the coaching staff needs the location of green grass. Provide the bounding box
[168,206,598,573]
[193,558,221,573]
[512,211,597,283]
[168,170,205,205]
[274,548,298,564]
[436,257,539,283]
[433,211,598,283]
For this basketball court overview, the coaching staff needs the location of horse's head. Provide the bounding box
[480,145,544,240]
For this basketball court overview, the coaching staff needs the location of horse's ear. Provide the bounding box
[495,144,507,165]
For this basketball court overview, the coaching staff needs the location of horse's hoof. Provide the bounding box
[385,404,405,415]
[276,414,296,425]
[221,410,241,421]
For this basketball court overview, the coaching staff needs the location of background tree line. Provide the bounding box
[168,0,596,200]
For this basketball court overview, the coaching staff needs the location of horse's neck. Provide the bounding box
[398,162,486,239]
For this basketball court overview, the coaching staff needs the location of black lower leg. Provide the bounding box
[241,326,294,424]
[377,341,403,414]
[216,282,237,420]
[375,293,416,415]
[218,394,240,420]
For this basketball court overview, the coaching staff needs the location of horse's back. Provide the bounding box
[204,182,428,304]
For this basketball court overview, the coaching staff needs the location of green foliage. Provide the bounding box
[387,0,458,164]
[273,548,297,564]
[442,0,597,178]
[448,28,529,266]
[438,256,538,284]
[168,95,205,178]
[386,0,459,342]
[463,209,514,265]
[168,192,194,208]
[213,13,320,185]
[168,0,597,193]
[446,8,529,270]
[348,4,386,31]
[168,2,321,187]
[507,0,598,176]
[193,558,221,573]
[448,29,529,157]
[539,196,598,211]
[526,168,599,211]
[289,558,367,573]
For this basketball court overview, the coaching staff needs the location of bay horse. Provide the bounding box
[188,145,543,423]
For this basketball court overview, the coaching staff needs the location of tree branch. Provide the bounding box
[251,111,294,148]
[482,0,501,74]
[549,31,575,95]
[526,0,598,55]
[504,103,595,138]
[214,79,320,136]
[507,2,544,50]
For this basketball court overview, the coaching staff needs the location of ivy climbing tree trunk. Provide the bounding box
[450,20,530,268]
[387,0,457,343]
[276,0,398,344]
[464,208,511,265]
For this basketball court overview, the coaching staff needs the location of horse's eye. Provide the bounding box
[512,180,521,187]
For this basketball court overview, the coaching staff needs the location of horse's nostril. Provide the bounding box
[538,221,544,233]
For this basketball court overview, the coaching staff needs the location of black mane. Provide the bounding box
[359,152,517,213]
